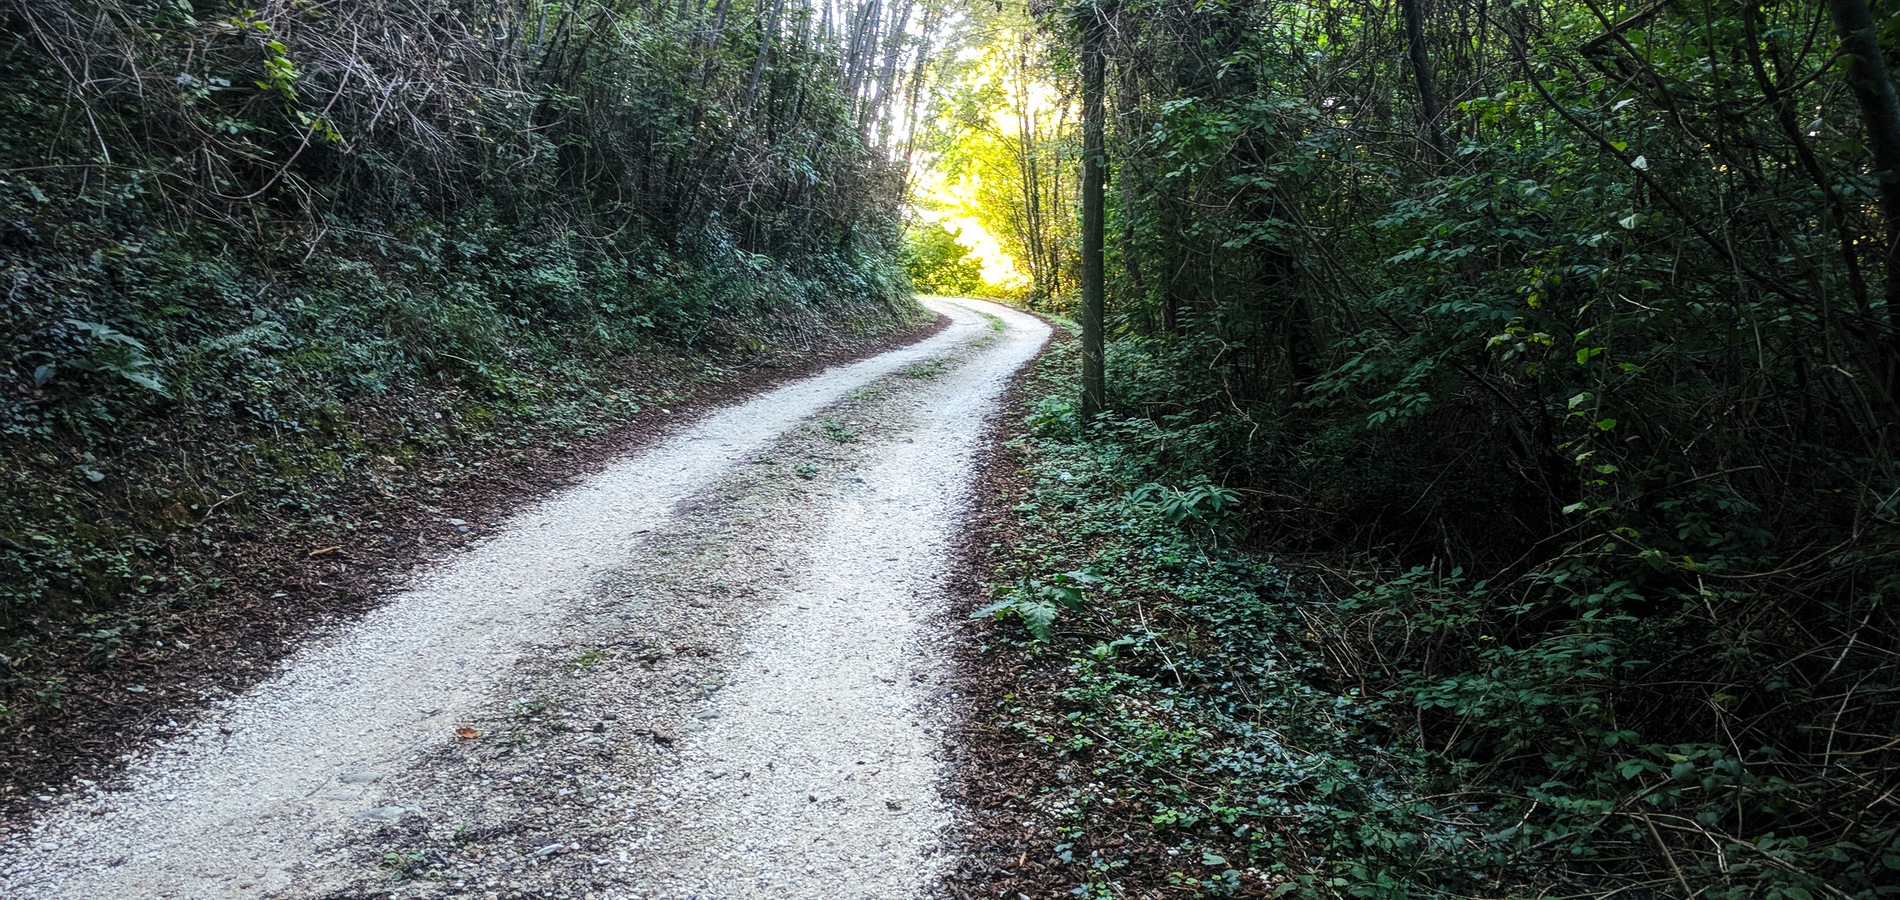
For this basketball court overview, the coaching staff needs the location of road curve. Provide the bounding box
[1,296,1049,899]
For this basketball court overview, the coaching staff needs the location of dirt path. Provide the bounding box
[0,297,1048,900]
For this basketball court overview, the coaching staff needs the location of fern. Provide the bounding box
[194,321,287,354]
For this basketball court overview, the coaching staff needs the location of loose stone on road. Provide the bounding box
[0,297,1049,899]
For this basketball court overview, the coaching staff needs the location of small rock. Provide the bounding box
[650,728,678,745]
[356,805,408,821]
[536,843,564,857]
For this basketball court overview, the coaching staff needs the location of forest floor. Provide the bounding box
[0,297,1050,899]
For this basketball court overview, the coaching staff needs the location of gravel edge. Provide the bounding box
[0,312,951,826]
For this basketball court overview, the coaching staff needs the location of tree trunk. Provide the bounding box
[1827,0,1900,324]
[747,0,786,101]
[1826,0,1900,423]
[1116,46,1150,330]
[1079,2,1108,419]
[898,5,941,178]
[1014,88,1046,297]
[864,0,914,147]
[1398,0,1451,168]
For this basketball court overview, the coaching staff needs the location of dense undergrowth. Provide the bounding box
[1,0,925,729]
[953,0,1900,895]
[979,340,1897,898]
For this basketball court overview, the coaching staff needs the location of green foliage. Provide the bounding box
[968,0,1900,892]
[0,0,921,708]
[902,221,989,296]
[989,342,1900,897]
[1125,482,1239,535]
[972,569,1096,641]
[913,11,1079,306]
[821,419,861,443]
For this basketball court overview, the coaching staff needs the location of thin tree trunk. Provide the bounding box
[1398,0,1452,168]
[1015,95,1046,296]
[1079,2,1108,419]
[864,0,914,146]
[898,5,941,178]
[747,0,786,102]
[1826,0,1900,324]
[1115,34,1151,331]
[1826,0,1900,425]
[843,0,880,113]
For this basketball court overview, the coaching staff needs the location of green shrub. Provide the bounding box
[902,221,989,296]
[984,342,1899,898]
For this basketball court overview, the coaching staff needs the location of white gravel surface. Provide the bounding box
[0,297,1048,899]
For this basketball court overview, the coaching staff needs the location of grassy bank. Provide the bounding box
[0,222,928,799]
[1,0,928,793]
[1,210,914,643]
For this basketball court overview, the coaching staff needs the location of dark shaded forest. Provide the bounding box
[938,0,1900,896]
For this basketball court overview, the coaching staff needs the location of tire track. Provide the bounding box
[0,297,1048,900]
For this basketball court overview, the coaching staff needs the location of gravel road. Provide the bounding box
[0,296,1048,900]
